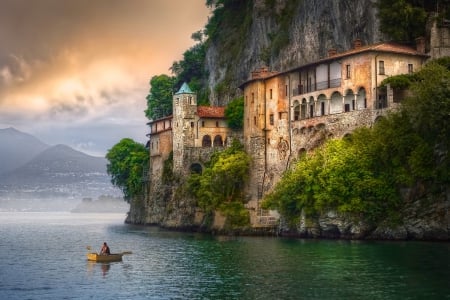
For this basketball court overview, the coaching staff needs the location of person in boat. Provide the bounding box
[100,242,110,255]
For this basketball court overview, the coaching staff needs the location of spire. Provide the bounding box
[175,82,194,94]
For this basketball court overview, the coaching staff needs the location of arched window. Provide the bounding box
[202,135,212,147]
[293,100,300,120]
[190,163,202,174]
[213,135,223,147]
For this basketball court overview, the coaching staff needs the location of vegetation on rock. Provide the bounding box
[186,140,251,229]
[224,96,244,129]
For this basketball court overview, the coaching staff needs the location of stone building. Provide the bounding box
[239,40,429,227]
[147,82,233,181]
[143,41,430,229]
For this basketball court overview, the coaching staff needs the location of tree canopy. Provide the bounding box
[145,75,175,120]
[106,138,149,202]
[224,96,244,129]
[187,140,251,229]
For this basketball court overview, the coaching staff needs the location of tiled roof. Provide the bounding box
[197,106,226,118]
[325,42,427,60]
[240,41,429,88]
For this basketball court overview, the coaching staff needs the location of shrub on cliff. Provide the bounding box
[187,140,251,228]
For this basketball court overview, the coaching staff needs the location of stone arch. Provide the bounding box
[344,89,355,112]
[309,96,315,117]
[316,123,326,130]
[317,94,327,116]
[301,98,307,119]
[300,127,307,134]
[190,163,203,174]
[298,148,306,158]
[213,135,223,147]
[292,128,299,135]
[202,135,211,147]
[356,87,367,109]
[330,91,342,114]
[293,100,300,121]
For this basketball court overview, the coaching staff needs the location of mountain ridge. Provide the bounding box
[0,127,120,203]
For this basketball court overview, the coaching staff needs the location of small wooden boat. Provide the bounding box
[87,252,123,262]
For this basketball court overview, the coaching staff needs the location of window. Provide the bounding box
[379,61,385,75]
[202,135,212,147]
[285,85,288,96]
[269,114,274,125]
[408,64,413,74]
[245,96,247,106]
[346,65,351,79]
[278,112,282,120]
[216,121,219,127]
[254,116,256,125]
[190,122,194,128]
[344,104,350,112]
[251,93,254,103]
[176,98,179,105]
[202,121,205,127]
[269,89,273,99]
[294,105,300,120]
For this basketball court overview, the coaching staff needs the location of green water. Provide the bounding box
[0,212,448,299]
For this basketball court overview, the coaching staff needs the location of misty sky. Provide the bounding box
[0,0,210,156]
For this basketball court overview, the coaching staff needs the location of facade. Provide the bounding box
[240,40,429,226]
[147,82,233,180]
[146,41,429,228]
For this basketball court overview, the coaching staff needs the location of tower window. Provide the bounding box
[408,64,413,74]
[346,64,351,79]
[269,114,274,125]
[379,61,385,75]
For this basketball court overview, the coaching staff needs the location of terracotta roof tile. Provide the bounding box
[197,106,226,118]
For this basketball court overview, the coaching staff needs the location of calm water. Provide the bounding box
[0,212,448,300]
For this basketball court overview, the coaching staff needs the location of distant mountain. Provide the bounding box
[0,128,121,206]
[0,127,49,175]
[0,144,107,185]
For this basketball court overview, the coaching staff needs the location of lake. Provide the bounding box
[0,212,448,299]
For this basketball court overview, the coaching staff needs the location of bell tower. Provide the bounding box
[172,82,197,172]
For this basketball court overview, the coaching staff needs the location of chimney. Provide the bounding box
[328,48,337,57]
[415,37,425,54]
[353,39,362,49]
[251,66,270,79]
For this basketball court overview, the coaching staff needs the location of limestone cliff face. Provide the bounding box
[206,0,382,105]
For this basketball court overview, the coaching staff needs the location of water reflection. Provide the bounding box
[86,261,112,277]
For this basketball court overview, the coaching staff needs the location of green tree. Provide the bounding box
[106,138,149,202]
[376,0,427,42]
[224,96,244,129]
[145,75,175,120]
[171,43,209,104]
[187,140,251,228]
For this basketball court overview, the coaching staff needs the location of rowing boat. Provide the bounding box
[87,252,123,262]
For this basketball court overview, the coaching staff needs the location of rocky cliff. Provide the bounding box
[205,0,382,105]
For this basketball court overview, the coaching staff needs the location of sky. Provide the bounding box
[0,0,210,156]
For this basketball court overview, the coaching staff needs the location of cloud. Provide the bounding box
[0,0,210,155]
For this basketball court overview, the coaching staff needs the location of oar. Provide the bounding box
[121,251,132,255]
